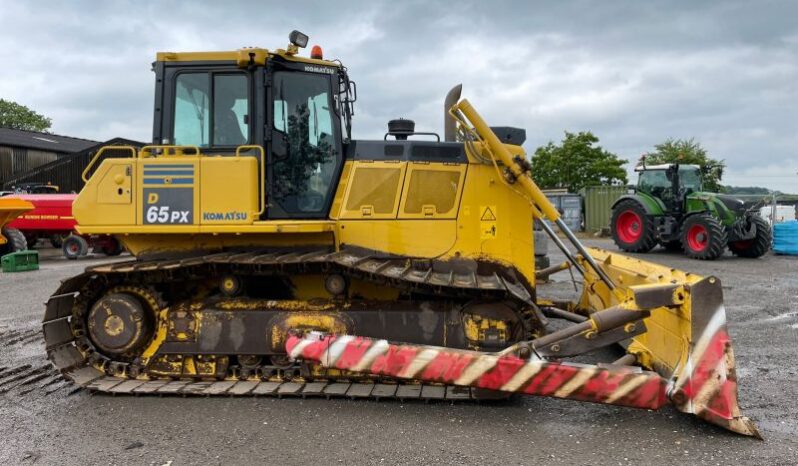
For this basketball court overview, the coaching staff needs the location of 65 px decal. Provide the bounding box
[143,189,193,224]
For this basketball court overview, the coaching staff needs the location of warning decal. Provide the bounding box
[480,205,497,240]
[480,206,496,221]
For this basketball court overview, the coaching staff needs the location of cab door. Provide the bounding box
[266,68,343,219]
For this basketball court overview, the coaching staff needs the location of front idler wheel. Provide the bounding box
[681,214,727,260]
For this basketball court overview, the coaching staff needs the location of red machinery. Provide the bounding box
[6,194,123,259]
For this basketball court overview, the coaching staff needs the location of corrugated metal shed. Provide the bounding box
[0,128,99,184]
[2,138,145,193]
[582,185,627,232]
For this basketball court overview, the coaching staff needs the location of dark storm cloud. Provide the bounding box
[0,0,796,190]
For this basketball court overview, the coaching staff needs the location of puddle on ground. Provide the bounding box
[764,311,798,322]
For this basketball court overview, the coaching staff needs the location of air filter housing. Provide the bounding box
[387,119,415,140]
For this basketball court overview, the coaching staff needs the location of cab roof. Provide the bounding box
[155,47,340,69]
[635,163,700,172]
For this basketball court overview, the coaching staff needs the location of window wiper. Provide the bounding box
[185,88,207,144]
[312,97,319,143]
[278,79,288,133]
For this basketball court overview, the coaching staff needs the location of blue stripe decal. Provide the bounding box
[143,170,196,175]
[143,178,194,185]
[143,164,195,169]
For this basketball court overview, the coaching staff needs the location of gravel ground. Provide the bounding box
[0,243,796,465]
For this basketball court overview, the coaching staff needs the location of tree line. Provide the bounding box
[0,99,52,132]
[530,132,726,193]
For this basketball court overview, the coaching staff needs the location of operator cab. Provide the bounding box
[152,30,355,220]
[635,164,702,211]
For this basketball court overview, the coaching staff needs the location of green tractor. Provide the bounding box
[610,163,771,260]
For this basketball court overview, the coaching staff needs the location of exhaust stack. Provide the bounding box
[444,84,462,141]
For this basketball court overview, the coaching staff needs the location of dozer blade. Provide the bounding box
[579,248,761,438]
[286,249,760,438]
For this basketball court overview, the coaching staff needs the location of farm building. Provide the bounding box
[2,135,145,194]
[0,128,99,186]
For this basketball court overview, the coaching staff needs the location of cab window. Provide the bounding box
[271,72,338,214]
[173,73,249,147]
[678,167,702,193]
[638,170,670,195]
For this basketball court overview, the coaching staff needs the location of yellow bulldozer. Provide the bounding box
[42,31,759,438]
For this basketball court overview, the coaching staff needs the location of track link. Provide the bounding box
[59,373,487,401]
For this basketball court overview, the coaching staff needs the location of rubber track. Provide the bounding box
[42,247,535,398]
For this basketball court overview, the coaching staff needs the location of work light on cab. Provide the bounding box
[288,30,308,48]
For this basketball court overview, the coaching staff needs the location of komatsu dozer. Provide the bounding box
[42,31,759,437]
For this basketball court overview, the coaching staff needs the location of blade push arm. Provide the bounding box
[449,99,616,291]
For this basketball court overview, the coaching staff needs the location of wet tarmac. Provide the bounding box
[0,243,796,465]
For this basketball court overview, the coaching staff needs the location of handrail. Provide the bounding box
[81,146,137,183]
[139,145,201,158]
[383,131,441,142]
[236,145,267,217]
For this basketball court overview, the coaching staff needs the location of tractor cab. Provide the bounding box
[635,163,702,212]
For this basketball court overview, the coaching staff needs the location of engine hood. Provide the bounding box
[715,194,747,214]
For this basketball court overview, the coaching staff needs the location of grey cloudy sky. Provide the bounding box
[1,0,796,191]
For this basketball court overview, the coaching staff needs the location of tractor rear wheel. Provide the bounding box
[729,216,771,258]
[611,200,657,253]
[0,227,28,256]
[681,214,727,260]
